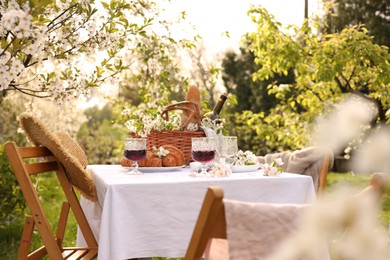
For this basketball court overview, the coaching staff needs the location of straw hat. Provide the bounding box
[18,112,97,201]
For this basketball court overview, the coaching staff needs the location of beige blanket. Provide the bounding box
[257,147,334,191]
[205,199,308,260]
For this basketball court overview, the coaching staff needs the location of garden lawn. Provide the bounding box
[0,172,389,259]
[326,172,390,228]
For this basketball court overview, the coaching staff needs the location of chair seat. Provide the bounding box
[62,247,98,259]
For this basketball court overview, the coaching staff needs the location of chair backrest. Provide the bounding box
[4,141,98,259]
[185,173,388,260]
[184,186,226,260]
[258,146,334,196]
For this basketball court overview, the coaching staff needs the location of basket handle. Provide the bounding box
[161,101,202,130]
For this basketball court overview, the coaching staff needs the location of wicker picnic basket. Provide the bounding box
[146,101,206,164]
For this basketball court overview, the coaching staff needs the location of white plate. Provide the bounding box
[231,164,260,173]
[122,166,184,173]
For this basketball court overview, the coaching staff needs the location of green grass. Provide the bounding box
[1,172,389,259]
[326,172,390,228]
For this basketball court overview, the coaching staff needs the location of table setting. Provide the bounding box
[76,87,316,259]
[120,133,284,178]
[77,136,316,259]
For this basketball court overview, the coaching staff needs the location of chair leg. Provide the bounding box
[17,216,34,259]
[318,155,330,198]
[56,202,70,246]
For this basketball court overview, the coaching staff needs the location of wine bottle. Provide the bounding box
[203,93,227,121]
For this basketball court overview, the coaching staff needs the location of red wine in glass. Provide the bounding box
[192,150,215,163]
[124,149,147,161]
[124,137,147,175]
[191,137,216,175]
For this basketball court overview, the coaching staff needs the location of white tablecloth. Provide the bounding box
[77,165,316,259]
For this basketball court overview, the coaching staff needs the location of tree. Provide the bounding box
[187,44,221,108]
[0,0,190,104]
[113,24,203,135]
[221,46,294,114]
[0,143,25,226]
[113,23,224,136]
[77,104,128,164]
[235,6,390,156]
[0,95,25,145]
[220,45,294,153]
[324,0,390,48]
[221,48,260,112]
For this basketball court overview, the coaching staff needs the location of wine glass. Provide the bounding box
[220,136,238,164]
[124,138,147,175]
[191,137,216,175]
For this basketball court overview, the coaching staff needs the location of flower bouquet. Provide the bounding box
[259,158,284,176]
[233,150,258,166]
[229,150,260,173]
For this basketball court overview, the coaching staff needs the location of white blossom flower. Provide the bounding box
[202,117,225,134]
[208,161,232,177]
[260,157,284,176]
[274,157,284,166]
[153,146,170,158]
[233,150,258,166]
[11,59,24,74]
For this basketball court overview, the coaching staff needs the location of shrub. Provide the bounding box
[0,144,25,226]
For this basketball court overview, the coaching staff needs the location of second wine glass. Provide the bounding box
[124,138,147,175]
[191,137,216,175]
[220,136,238,164]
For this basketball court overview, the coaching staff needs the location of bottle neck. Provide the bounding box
[212,95,227,115]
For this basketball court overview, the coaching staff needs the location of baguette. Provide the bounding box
[181,85,201,128]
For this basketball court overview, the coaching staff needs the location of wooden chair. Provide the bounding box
[318,154,332,197]
[185,173,388,260]
[4,141,98,259]
[184,186,226,260]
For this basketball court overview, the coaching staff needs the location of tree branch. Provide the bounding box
[96,70,122,83]
[0,35,16,56]
[335,73,384,123]
[26,57,48,67]
[47,4,78,29]
[334,76,346,91]
[23,54,32,67]
[13,75,39,86]
[47,10,78,34]
[6,85,51,98]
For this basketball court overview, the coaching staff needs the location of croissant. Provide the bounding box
[138,151,162,167]
[120,157,132,167]
[146,154,163,167]
[161,145,185,167]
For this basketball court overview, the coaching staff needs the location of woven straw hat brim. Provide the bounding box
[53,131,89,168]
[18,112,97,201]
